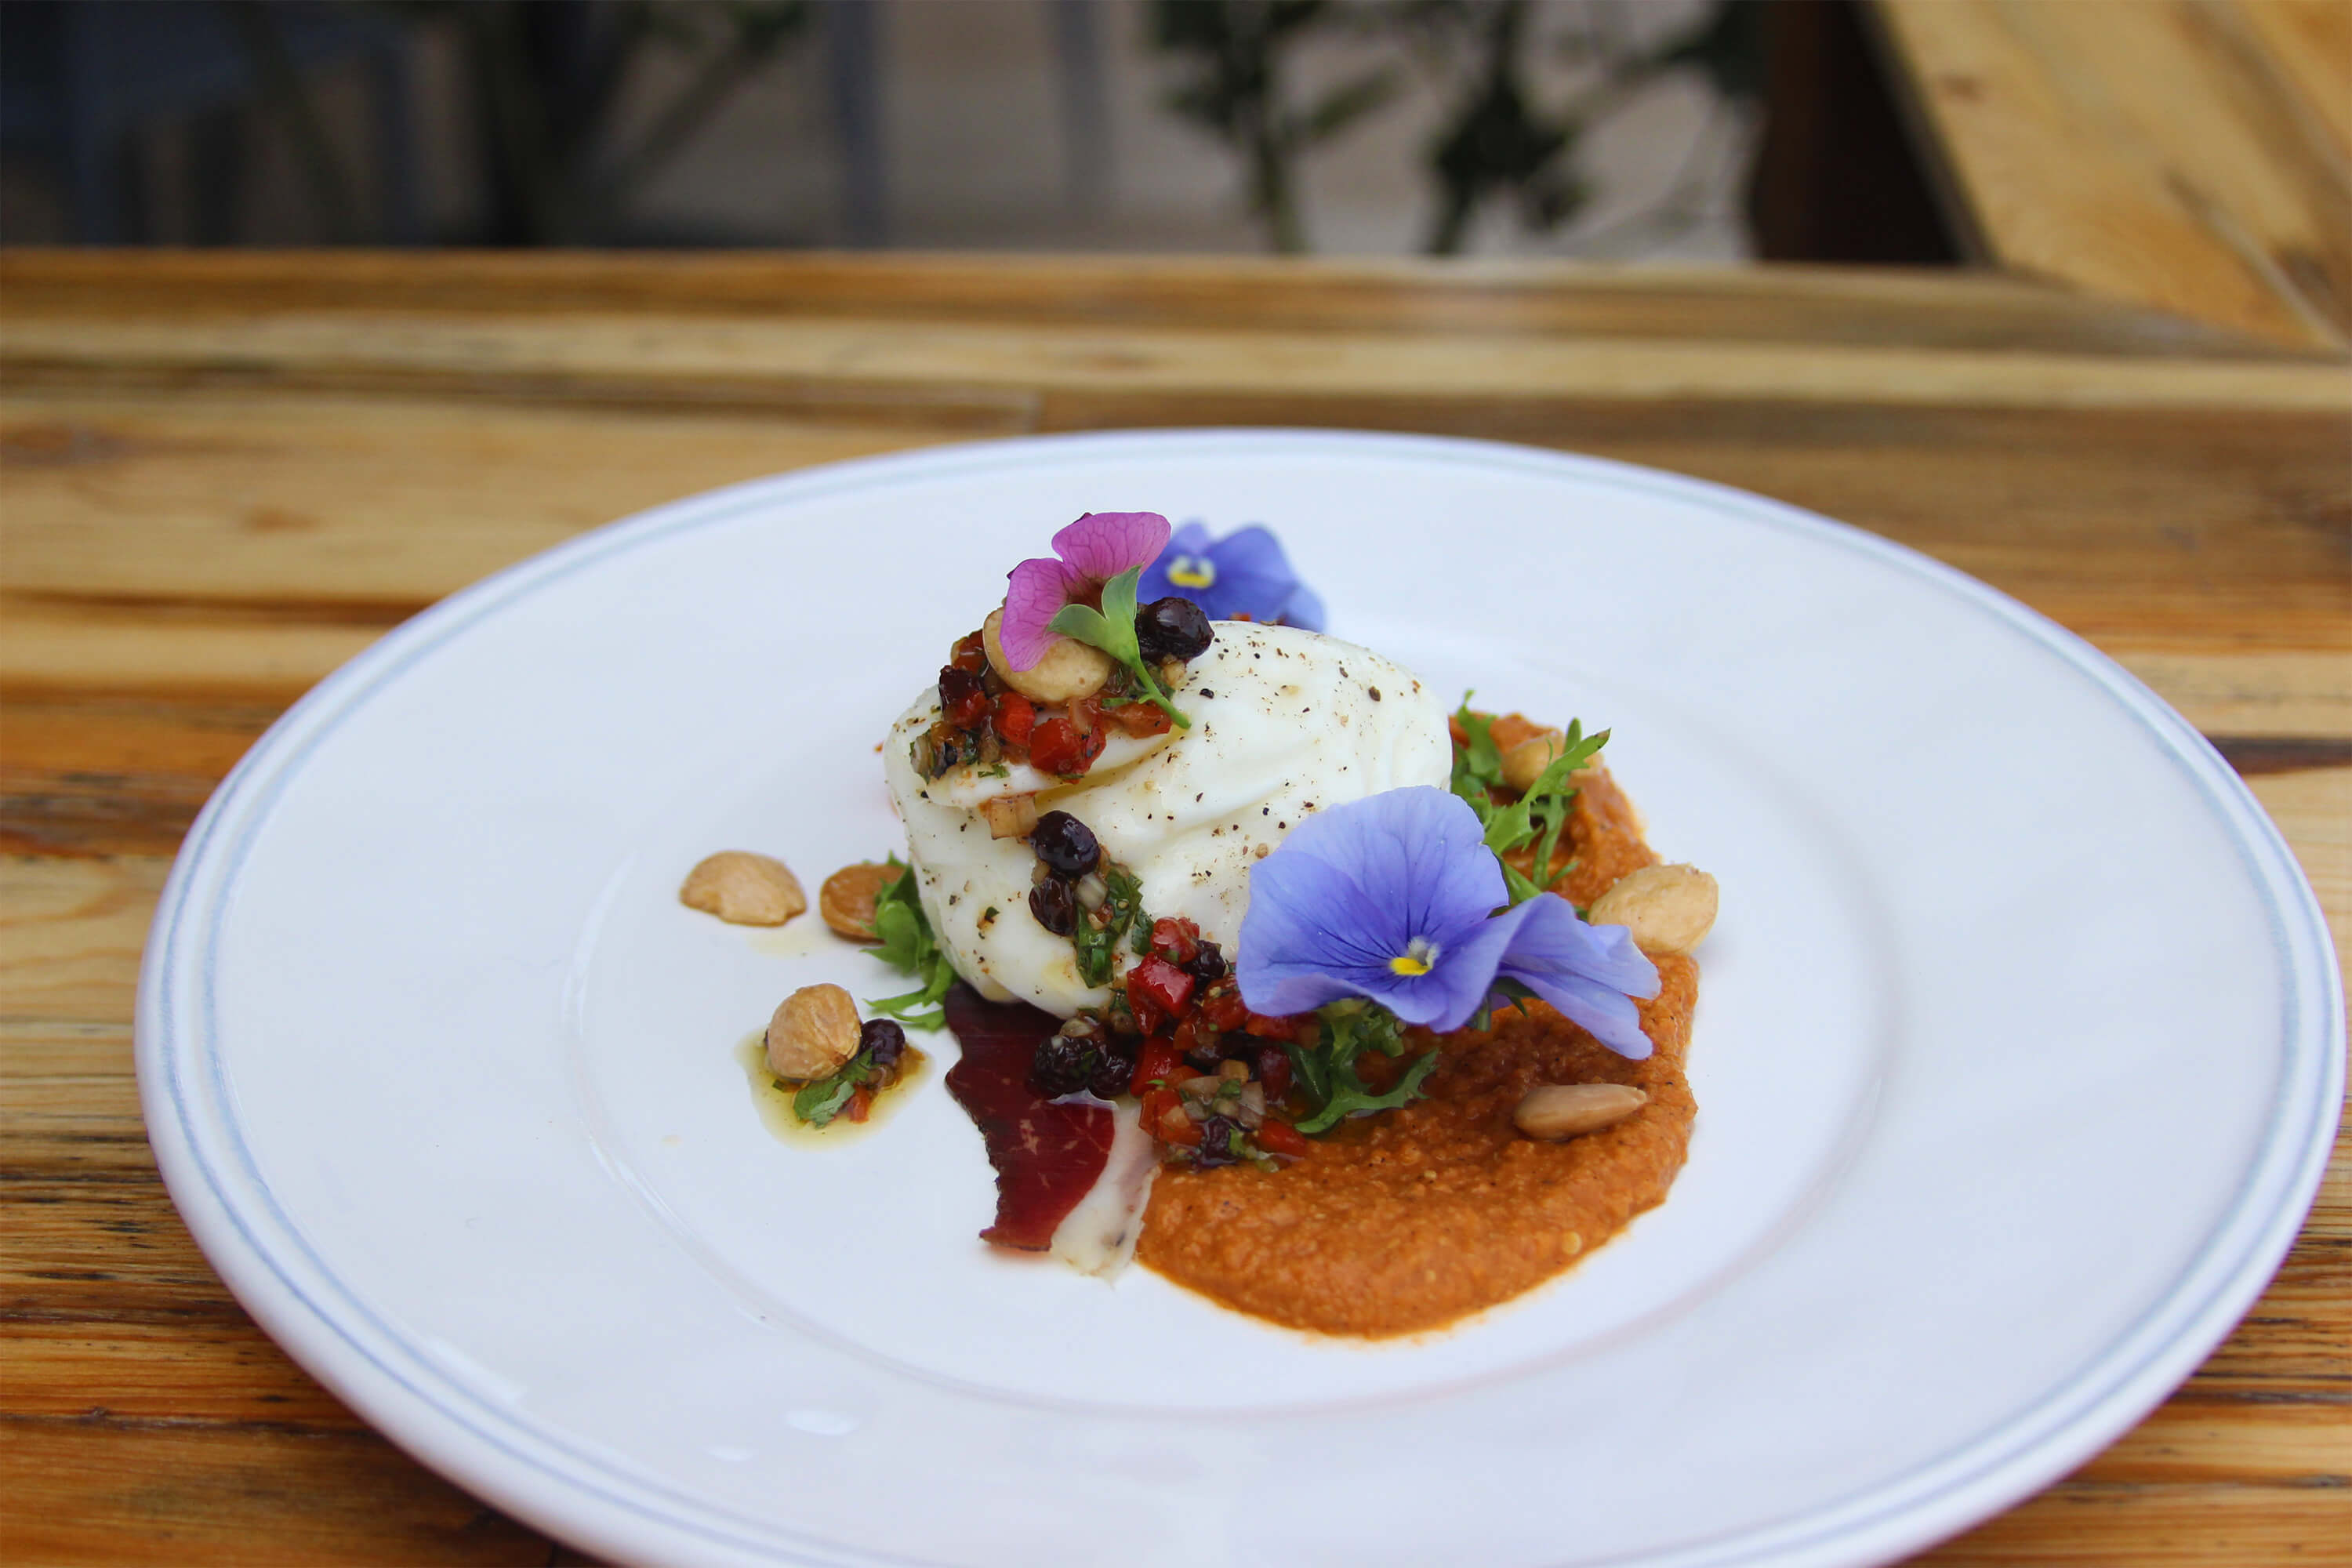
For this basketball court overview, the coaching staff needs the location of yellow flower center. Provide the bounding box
[1166,555,1217,590]
[1388,937,1439,977]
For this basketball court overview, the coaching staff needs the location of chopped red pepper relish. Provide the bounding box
[1022,911,1314,1172]
[911,626,1181,785]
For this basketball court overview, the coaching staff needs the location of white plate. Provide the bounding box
[139,431,2340,1568]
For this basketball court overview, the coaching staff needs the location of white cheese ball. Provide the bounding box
[884,623,1451,1016]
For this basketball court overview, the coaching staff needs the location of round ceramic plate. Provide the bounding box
[139,431,2339,1568]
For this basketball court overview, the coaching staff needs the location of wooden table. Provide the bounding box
[1878,0,2352,353]
[2,252,2345,1564]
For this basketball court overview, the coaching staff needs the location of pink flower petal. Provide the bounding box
[999,556,1082,670]
[1052,511,1171,583]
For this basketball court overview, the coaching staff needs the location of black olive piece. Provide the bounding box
[1030,810,1101,878]
[859,1018,907,1070]
[1192,1114,1243,1169]
[1182,1044,1225,1075]
[1134,596,1214,662]
[1029,1033,1091,1098]
[1087,1038,1138,1099]
[1028,877,1077,935]
[938,664,985,710]
[1183,940,1228,982]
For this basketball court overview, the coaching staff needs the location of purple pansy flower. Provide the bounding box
[1138,522,1325,630]
[1492,894,1661,1059]
[1236,786,1661,1054]
[1000,511,1172,670]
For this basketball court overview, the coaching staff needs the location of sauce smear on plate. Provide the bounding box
[942,985,1115,1249]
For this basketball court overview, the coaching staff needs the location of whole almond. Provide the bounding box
[1514,1083,1649,1141]
[1587,863,1718,955]
[680,851,805,926]
[767,984,862,1081]
[983,608,1112,704]
[819,862,896,940]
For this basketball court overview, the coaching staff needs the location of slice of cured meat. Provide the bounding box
[942,983,1113,1250]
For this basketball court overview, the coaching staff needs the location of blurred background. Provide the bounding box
[0,0,1958,263]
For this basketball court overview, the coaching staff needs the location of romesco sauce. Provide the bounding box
[1136,768,1699,1337]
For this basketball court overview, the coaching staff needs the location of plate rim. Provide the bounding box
[136,428,2346,1568]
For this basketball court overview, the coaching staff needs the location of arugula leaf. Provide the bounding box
[1282,998,1441,1134]
[792,1048,877,1127]
[1450,695,1504,804]
[1299,1049,1440,1132]
[1448,693,1607,905]
[1049,566,1190,728]
[865,858,954,1030]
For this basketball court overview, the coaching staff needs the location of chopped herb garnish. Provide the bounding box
[1448,692,1608,906]
[1072,864,1148,986]
[1283,998,1441,1134]
[790,1048,878,1127]
[866,856,955,1030]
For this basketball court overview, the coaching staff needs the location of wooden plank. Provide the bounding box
[5,390,2346,658]
[0,1418,556,1566]
[2116,653,2352,742]
[0,695,283,858]
[2239,0,2352,162]
[1879,0,2352,350]
[4,1319,361,1427]
[0,249,2312,359]
[0,856,164,1027]
[2066,1401,2350,1486]
[1917,1479,2352,1564]
[1,253,2342,1566]
[0,391,964,611]
[6,310,2344,412]
[0,1021,133,1080]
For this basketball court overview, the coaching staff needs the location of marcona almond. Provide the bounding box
[1500,730,1606,793]
[1587,863,1718,955]
[1514,1083,1649,1141]
[818,862,895,940]
[1499,729,1563,793]
[679,851,805,926]
[767,984,862,1080]
[983,608,1112,703]
[980,793,1040,840]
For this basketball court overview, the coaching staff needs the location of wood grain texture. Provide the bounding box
[1879,0,2352,351]
[0,253,2343,1566]
[0,249,2317,358]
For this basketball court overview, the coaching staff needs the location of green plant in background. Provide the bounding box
[375,0,811,244]
[1152,0,1759,257]
[1149,0,1400,253]
[1398,0,1760,255]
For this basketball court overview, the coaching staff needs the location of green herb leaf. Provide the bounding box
[1047,602,1116,649]
[1448,694,1608,906]
[792,1049,876,1127]
[864,858,953,1030]
[1282,999,1438,1134]
[1049,568,1191,728]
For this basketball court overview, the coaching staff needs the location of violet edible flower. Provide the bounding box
[1493,895,1661,1060]
[1138,522,1326,630]
[1236,786,1661,1054]
[999,511,1171,670]
[1236,786,1521,1033]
